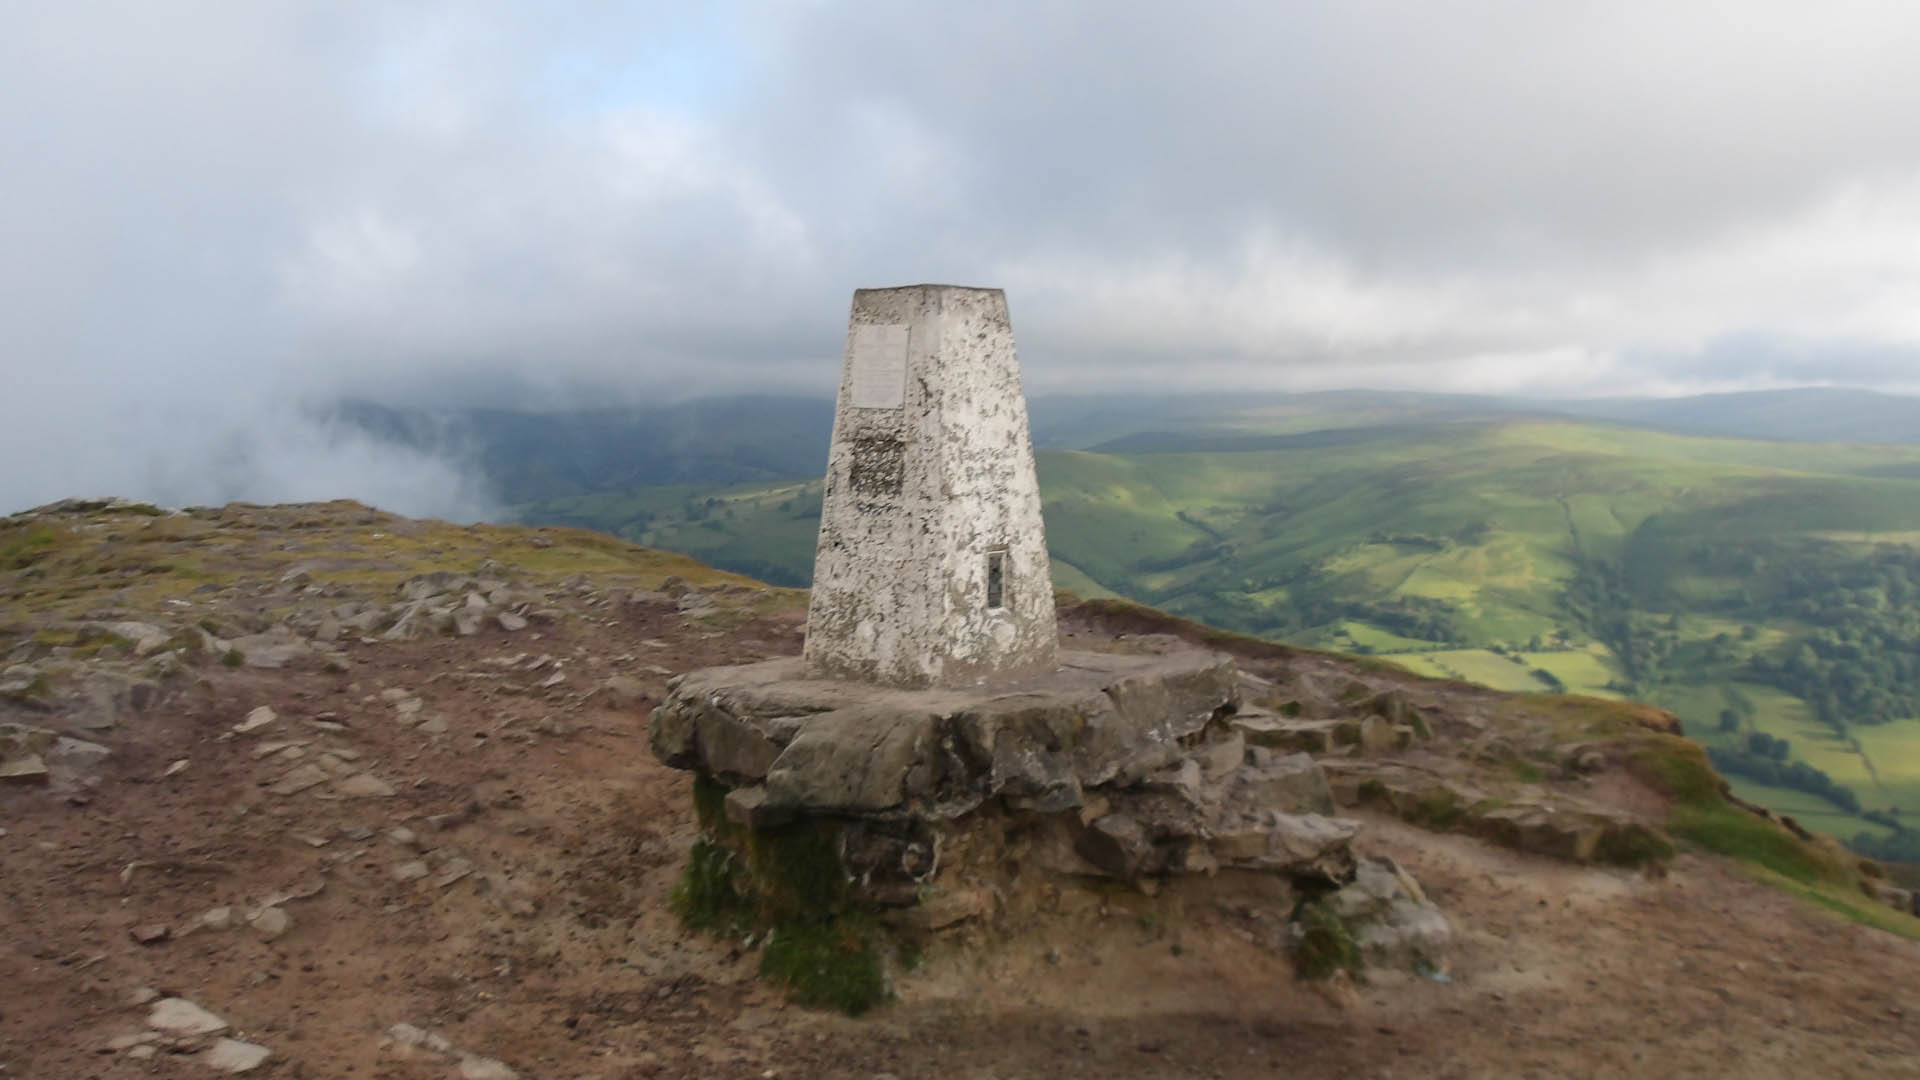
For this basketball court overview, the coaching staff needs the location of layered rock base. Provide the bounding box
[649,648,1450,1000]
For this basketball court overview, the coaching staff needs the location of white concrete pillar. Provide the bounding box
[803,285,1058,687]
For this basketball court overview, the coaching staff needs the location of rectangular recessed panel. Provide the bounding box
[848,437,905,496]
[986,550,1006,609]
[849,323,910,409]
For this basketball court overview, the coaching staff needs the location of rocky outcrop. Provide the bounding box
[1323,759,1673,866]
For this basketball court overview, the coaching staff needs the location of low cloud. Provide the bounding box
[8,2,1920,512]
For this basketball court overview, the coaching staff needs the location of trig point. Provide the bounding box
[802,285,1058,688]
[650,287,1415,1008]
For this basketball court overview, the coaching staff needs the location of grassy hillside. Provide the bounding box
[514,413,1920,856]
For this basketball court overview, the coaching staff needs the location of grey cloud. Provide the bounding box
[7,2,1920,514]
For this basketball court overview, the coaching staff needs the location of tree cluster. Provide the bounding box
[1705,745,1859,813]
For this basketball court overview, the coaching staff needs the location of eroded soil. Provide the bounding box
[4,524,1920,1078]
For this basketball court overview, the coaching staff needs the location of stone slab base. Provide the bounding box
[650,649,1363,892]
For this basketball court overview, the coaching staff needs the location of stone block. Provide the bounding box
[1075,813,1152,878]
[763,708,939,812]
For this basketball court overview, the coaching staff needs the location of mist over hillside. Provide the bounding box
[325,384,1920,506]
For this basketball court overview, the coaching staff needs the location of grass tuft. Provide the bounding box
[1291,896,1363,980]
[1593,823,1677,867]
[1667,804,1844,886]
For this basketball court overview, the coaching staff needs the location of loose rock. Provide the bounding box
[202,1038,272,1073]
[147,997,228,1036]
[233,706,278,735]
[335,772,396,798]
[248,905,292,940]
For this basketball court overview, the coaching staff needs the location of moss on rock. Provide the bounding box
[1290,895,1363,981]
[673,776,895,1015]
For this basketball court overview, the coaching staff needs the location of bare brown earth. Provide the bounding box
[5,503,1920,1079]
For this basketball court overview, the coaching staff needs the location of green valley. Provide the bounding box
[502,393,1920,859]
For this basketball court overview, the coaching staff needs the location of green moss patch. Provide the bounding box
[759,915,891,1016]
[673,776,893,1015]
[670,838,755,934]
[1290,896,1362,981]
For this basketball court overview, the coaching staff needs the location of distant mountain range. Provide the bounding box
[327,386,1920,507]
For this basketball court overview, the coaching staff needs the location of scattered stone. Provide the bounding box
[251,740,305,760]
[108,1031,159,1050]
[435,858,475,889]
[389,1022,455,1054]
[248,905,292,940]
[50,734,111,770]
[199,906,235,931]
[233,706,278,735]
[335,772,397,798]
[0,721,58,759]
[393,860,430,883]
[147,997,228,1036]
[127,1044,157,1060]
[600,675,649,706]
[128,985,160,1006]
[387,827,419,848]
[416,714,448,735]
[161,758,190,778]
[459,1054,518,1080]
[202,1038,272,1073]
[0,753,50,784]
[130,923,171,945]
[497,611,528,632]
[228,631,313,670]
[270,763,330,796]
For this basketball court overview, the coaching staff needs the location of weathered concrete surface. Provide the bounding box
[803,285,1057,688]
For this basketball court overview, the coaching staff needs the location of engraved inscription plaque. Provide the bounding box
[849,324,909,409]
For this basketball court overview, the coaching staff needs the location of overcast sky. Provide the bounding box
[8,1,1920,516]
